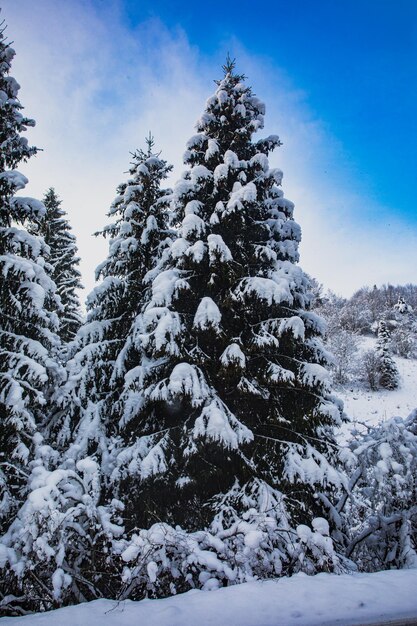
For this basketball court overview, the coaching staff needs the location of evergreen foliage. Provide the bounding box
[59,137,173,457]
[0,22,61,533]
[5,46,416,615]
[376,321,400,390]
[394,296,413,315]
[31,188,83,345]
[0,139,174,614]
[113,61,345,546]
[0,64,348,613]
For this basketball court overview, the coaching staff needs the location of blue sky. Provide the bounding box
[120,0,417,223]
[2,0,417,297]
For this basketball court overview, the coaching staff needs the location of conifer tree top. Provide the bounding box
[0,19,37,172]
[0,18,42,226]
[0,17,61,536]
[222,54,238,76]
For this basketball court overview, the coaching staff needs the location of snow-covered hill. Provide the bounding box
[337,336,417,435]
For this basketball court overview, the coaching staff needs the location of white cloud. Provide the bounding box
[2,0,416,300]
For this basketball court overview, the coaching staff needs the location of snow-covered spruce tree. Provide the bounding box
[30,188,83,346]
[114,60,346,585]
[394,296,413,315]
[0,139,173,615]
[392,297,416,359]
[59,137,173,458]
[0,22,61,534]
[376,321,400,390]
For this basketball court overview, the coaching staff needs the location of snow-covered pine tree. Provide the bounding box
[376,321,400,390]
[30,188,83,346]
[114,60,345,569]
[0,21,61,532]
[60,137,173,461]
[0,138,173,614]
[391,296,416,359]
[394,296,413,315]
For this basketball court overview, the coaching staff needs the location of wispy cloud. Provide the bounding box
[3,0,416,299]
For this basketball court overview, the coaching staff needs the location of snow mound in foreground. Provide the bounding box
[2,568,417,626]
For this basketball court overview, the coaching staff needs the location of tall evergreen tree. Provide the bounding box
[60,137,173,460]
[0,63,349,611]
[376,320,400,390]
[0,21,60,532]
[31,188,83,345]
[113,60,345,542]
[0,137,173,614]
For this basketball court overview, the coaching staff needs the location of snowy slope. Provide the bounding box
[338,336,417,430]
[2,569,417,626]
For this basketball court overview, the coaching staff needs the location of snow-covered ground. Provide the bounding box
[338,336,417,433]
[3,568,417,626]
